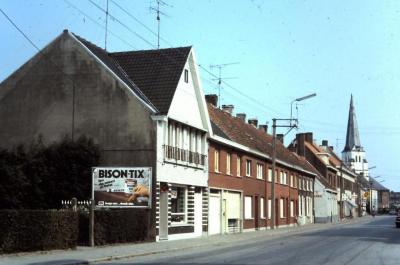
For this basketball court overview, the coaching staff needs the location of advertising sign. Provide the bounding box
[92,167,152,208]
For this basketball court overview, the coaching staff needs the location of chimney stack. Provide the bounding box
[322,140,328,146]
[259,124,268,133]
[277,134,284,144]
[205,94,218,107]
[248,118,258,127]
[221,104,234,115]
[296,133,306,157]
[236,113,246,122]
[305,132,313,143]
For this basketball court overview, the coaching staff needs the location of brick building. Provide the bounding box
[206,96,318,233]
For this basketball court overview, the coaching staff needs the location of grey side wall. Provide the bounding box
[0,32,157,240]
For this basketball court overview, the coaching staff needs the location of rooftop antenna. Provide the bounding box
[209,62,239,108]
[150,0,172,49]
[104,0,109,51]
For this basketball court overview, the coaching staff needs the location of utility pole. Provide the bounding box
[271,118,297,229]
[209,62,239,108]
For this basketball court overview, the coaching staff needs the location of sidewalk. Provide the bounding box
[1,216,372,265]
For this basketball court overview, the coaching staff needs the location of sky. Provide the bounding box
[1,0,400,191]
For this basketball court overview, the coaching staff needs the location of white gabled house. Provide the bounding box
[0,30,211,241]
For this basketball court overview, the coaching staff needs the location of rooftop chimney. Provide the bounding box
[248,118,258,128]
[221,104,234,115]
[305,132,313,143]
[205,94,218,107]
[259,124,268,133]
[322,140,328,146]
[236,113,246,122]
[277,134,284,144]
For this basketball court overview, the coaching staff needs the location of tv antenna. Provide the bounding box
[104,0,109,51]
[150,0,172,49]
[209,62,239,108]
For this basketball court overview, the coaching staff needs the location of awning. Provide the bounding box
[345,200,357,208]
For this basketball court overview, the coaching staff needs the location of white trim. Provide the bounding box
[151,115,168,122]
[69,32,157,113]
[210,135,318,177]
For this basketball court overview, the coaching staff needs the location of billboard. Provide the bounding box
[92,167,152,208]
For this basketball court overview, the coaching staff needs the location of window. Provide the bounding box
[268,168,272,182]
[214,150,219,172]
[246,160,252,177]
[260,197,265,218]
[184,69,189,83]
[256,163,264,179]
[280,171,287,185]
[275,170,279,183]
[280,171,283,184]
[290,174,293,187]
[171,186,187,224]
[245,196,253,219]
[226,153,231,175]
[280,198,284,218]
[290,200,294,217]
[268,199,272,219]
[237,156,241,176]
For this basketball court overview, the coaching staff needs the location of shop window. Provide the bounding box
[171,186,187,224]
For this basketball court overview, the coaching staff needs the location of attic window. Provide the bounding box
[184,69,189,83]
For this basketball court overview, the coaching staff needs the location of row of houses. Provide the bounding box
[0,30,370,242]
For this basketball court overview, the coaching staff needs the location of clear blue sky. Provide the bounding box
[1,0,400,191]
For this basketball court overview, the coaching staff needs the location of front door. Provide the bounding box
[159,188,168,240]
[254,196,259,230]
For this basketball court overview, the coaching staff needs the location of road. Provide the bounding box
[96,216,400,265]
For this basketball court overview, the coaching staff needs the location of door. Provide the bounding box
[194,190,203,237]
[254,196,259,230]
[159,189,168,240]
[275,198,279,227]
[209,194,221,235]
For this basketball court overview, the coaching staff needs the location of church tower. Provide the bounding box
[342,95,369,179]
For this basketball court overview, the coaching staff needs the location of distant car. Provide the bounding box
[389,209,397,215]
[396,215,400,228]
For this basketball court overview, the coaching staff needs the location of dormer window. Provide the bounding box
[184,69,189,83]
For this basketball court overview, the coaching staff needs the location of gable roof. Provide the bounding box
[370,177,389,191]
[111,47,191,114]
[208,104,319,176]
[72,32,191,114]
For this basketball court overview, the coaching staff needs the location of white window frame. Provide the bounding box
[246,160,252,177]
[226,153,231,175]
[260,197,265,218]
[245,196,253,219]
[214,150,219,172]
[290,200,294,217]
[268,199,272,219]
[268,168,272,182]
[256,163,264,179]
[237,156,241,177]
[280,198,284,218]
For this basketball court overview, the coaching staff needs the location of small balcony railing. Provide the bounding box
[163,145,206,166]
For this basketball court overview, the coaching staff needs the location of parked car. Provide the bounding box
[389,209,397,215]
[396,213,400,228]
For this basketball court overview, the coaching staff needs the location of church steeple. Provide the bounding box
[343,94,363,152]
[342,95,368,178]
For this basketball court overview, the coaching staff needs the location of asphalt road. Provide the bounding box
[97,216,400,265]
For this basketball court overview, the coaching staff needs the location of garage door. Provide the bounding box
[209,195,221,235]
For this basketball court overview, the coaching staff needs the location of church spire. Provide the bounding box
[343,95,362,152]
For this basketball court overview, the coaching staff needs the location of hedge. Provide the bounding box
[0,210,78,253]
[94,209,150,245]
[77,209,150,246]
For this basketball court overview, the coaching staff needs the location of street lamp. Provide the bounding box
[290,93,317,126]
[271,93,317,230]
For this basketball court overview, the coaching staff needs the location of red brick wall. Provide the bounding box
[209,140,307,229]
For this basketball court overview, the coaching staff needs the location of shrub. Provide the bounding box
[0,210,78,253]
[94,209,150,245]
